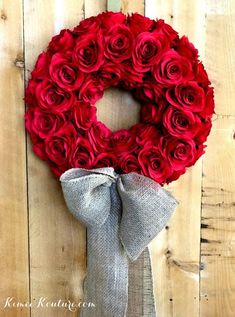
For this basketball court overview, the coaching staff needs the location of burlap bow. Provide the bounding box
[60,168,178,317]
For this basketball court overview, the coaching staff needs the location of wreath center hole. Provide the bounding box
[96,88,141,132]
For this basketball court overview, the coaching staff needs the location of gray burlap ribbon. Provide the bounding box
[60,168,178,317]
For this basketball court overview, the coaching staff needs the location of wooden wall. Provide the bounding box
[0,0,234,316]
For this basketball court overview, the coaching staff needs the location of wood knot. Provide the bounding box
[165,249,172,259]
[1,10,7,20]
[14,58,25,69]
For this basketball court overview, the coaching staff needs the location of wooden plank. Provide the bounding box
[150,164,202,317]
[200,117,235,317]
[121,0,144,14]
[146,1,204,316]
[200,2,235,316]
[0,1,30,317]
[204,0,235,116]
[107,0,121,12]
[84,0,106,17]
[24,1,86,316]
[145,0,173,21]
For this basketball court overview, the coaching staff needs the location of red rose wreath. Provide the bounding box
[25,11,214,185]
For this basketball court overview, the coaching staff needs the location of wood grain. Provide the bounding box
[204,0,235,116]
[0,1,30,316]
[121,0,144,14]
[200,1,235,316]
[24,1,86,316]
[200,117,235,317]
[84,0,106,18]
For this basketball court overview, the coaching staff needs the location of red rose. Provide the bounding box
[120,62,143,90]
[49,53,84,90]
[94,153,116,169]
[138,143,172,184]
[194,119,212,143]
[195,62,211,87]
[163,106,201,138]
[104,25,134,63]
[166,170,184,183]
[70,137,95,169]
[25,109,66,139]
[88,122,112,153]
[49,164,68,178]
[154,19,179,43]
[119,153,140,173]
[79,77,104,105]
[199,87,215,119]
[73,16,100,34]
[128,13,154,36]
[110,129,137,154]
[98,11,126,30]
[163,137,203,170]
[134,81,163,103]
[33,141,47,161]
[25,79,38,107]
[35,79,75,112]
[133,32,170,72]
[176,36,198,62]
[73,102,97,130]
[48,29,75,53]
[141,101,166,124]
[166,81,205,112]
[153,49,193,85]
[131,123,161,145]
[45,125,76,166]
[96,63,121,88]
[73,32,104,72]
[31,52,51,80]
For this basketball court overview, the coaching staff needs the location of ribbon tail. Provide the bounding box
[127,247,156,317]
[80,183,129,317]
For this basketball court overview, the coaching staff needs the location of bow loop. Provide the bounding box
[60,168,178,257]
[60,168,117,227]
[117,173,178,261]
